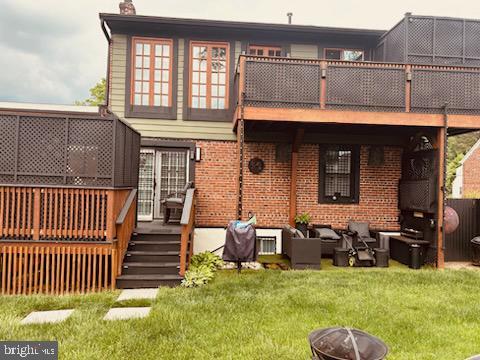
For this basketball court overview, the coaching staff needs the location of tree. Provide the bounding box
[75,78,106,106]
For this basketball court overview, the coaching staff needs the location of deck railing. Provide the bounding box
[236,55,480,115]
[179,188,196,276]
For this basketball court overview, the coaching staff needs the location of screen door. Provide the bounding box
[137,149,155,221]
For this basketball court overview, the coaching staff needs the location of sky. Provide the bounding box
[1,0,480,105]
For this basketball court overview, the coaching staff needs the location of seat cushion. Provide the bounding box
[358,236,376,243]
[316,228,341,240]
[348,221,370,238]
[294,228,305,238]
[164,198,184,206]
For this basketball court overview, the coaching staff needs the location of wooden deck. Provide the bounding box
[135,221,181,235]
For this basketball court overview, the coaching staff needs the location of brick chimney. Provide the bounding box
[119,0,136,15]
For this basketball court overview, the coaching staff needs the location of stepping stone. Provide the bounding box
[117,288,158,301]
[103,307,151,321]
[20,309,74,325]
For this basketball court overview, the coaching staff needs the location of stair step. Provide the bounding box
[125,251,180,262]
[122,262,180,275]
[116,274,183,288]
[129,240,181,251]
[132,233,181,242]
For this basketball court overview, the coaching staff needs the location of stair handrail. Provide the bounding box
[179,188,196,276]
[116,189,137,225]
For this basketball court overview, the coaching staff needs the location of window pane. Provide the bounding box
[136,56,143,67]
[192,97,199,108]
[343,50,364,61]
[218,86,225,97]
[135,81,142,93]
[135,69,142,80]
[155,45,162,56]
[136,43,143,55]
[218,98,225,109]
[212,47,219,58]
[219,48,226,59]
[155,57,162,69]
[212,85,218,96]
[162,70,169,82]
[200,60,207,71]
[192,85,199,96]
[154,82,160,94]
[155,70,161,81]
[325,49,342,60]
[199,97,206,108]
[162,95,169,105]
[143,57,150,68]
[193,59,199,71]
[249,49,256,55]
[162,83,169,94]
[268,50,274,56]
[134,94,141,105]
[162,57,170,69]
[275,50,281,56]
[212,73,218,84]
[143,44,150,56]
[142,94,149,105]
[219,73,226,84]
[199,85,206,96]
[154,95,161,106]
[200,72,207,84]
[193,46,200,58]
[192,71,199,83]
[142,82,149,93]
[257,49,264,56]
[163,45,170,55]
[211,98,218,109]
[143,70,150,80]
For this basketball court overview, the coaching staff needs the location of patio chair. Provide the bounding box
[347,221,379,248]
[161,181,193,224]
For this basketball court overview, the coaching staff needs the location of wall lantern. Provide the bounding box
[195,147,202,162]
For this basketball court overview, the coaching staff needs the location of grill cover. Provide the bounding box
[309,327,388,360]
[222,221,257,262]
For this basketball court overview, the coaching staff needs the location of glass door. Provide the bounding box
[137,149,155,221]
[153,149,189,220]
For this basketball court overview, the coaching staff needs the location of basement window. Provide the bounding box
[258,236,277,255]
[319,145,360,204]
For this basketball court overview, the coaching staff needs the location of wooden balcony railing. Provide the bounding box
[179,188,196,276]
[235,55,480,115]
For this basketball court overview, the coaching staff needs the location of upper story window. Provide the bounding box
[325,48,364,61]
[190,41,230,110]
[249,45,282,57]
[132,37,173,107]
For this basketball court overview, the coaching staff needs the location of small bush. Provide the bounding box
[190,252,224,271]
[181,252,223,288]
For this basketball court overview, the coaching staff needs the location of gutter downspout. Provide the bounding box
[101,19,112,109]
[440,103,449,267]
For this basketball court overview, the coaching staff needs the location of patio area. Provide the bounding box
[2,267,480,359]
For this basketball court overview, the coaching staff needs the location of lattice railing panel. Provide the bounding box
[411,69,480,113]
[244,60,320,108]
[326,66,406,111]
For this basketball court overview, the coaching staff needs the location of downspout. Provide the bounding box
[101,19,112,109]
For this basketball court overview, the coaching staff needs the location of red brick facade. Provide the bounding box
[195,140,402,230]
[461,146,480,197]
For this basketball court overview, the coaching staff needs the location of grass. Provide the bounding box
[1,265,480,359]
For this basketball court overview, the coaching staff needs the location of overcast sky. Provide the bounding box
[1,0,480,105]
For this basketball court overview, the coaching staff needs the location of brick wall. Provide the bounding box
[195,141,237,226]
[462,147,480,197]
[195,141,402,230]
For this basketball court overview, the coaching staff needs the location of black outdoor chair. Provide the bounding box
[161,181,193,224]
[347,221,379,248]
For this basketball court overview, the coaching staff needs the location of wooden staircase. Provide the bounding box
[116,228,183,288]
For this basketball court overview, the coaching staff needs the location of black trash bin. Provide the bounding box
[374,248,389,268]
[409,244,422,269]
[308,327,388,360]
[333,247,349,267]
[471,237,480,266]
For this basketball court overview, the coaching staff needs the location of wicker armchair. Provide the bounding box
[161,181,193,224]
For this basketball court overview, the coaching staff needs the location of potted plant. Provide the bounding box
[294,212,311,237]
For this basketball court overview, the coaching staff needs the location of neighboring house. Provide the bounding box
[2,1,480,293]
[452,139,480,198]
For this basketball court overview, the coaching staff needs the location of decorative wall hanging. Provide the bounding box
[248,157,265,174]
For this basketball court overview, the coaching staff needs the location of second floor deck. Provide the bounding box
[234,55,480,131]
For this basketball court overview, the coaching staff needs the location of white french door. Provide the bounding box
[153,149,189,219]
[137,149,155,221]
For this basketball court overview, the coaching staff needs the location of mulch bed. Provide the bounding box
[261,262,290,270]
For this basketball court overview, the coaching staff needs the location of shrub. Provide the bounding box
[181,252,223,288]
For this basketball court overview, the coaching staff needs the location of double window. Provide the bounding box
[319,145,360,204]
[325,48,364,61]
[131,37,173,107]
[249,45,282,57]
[190,41,229,110]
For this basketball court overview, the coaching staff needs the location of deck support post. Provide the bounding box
[289,128,304,227]
[236,117,245,220]
[436,122,447,269]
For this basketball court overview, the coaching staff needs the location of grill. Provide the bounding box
[309,327,388,360]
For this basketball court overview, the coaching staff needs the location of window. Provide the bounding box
[190,41,229,110]
[249,45,282,57]
[131,37,172,107]
[258,236,277,255]
[319,145,360,203]
[325,48,364,61]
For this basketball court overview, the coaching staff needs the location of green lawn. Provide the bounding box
[1,265,480,359]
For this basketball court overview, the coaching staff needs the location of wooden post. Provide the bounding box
[320,61,327,109]
[405,65,412,112]
[32,188,41,240]
[106,190,115,241]
[436,127,446,269]
[236,119,244,220]
[289,128,305,226]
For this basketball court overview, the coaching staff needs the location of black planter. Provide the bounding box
[295,223,308,237]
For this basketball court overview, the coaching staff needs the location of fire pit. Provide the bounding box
[308,327,388,360]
